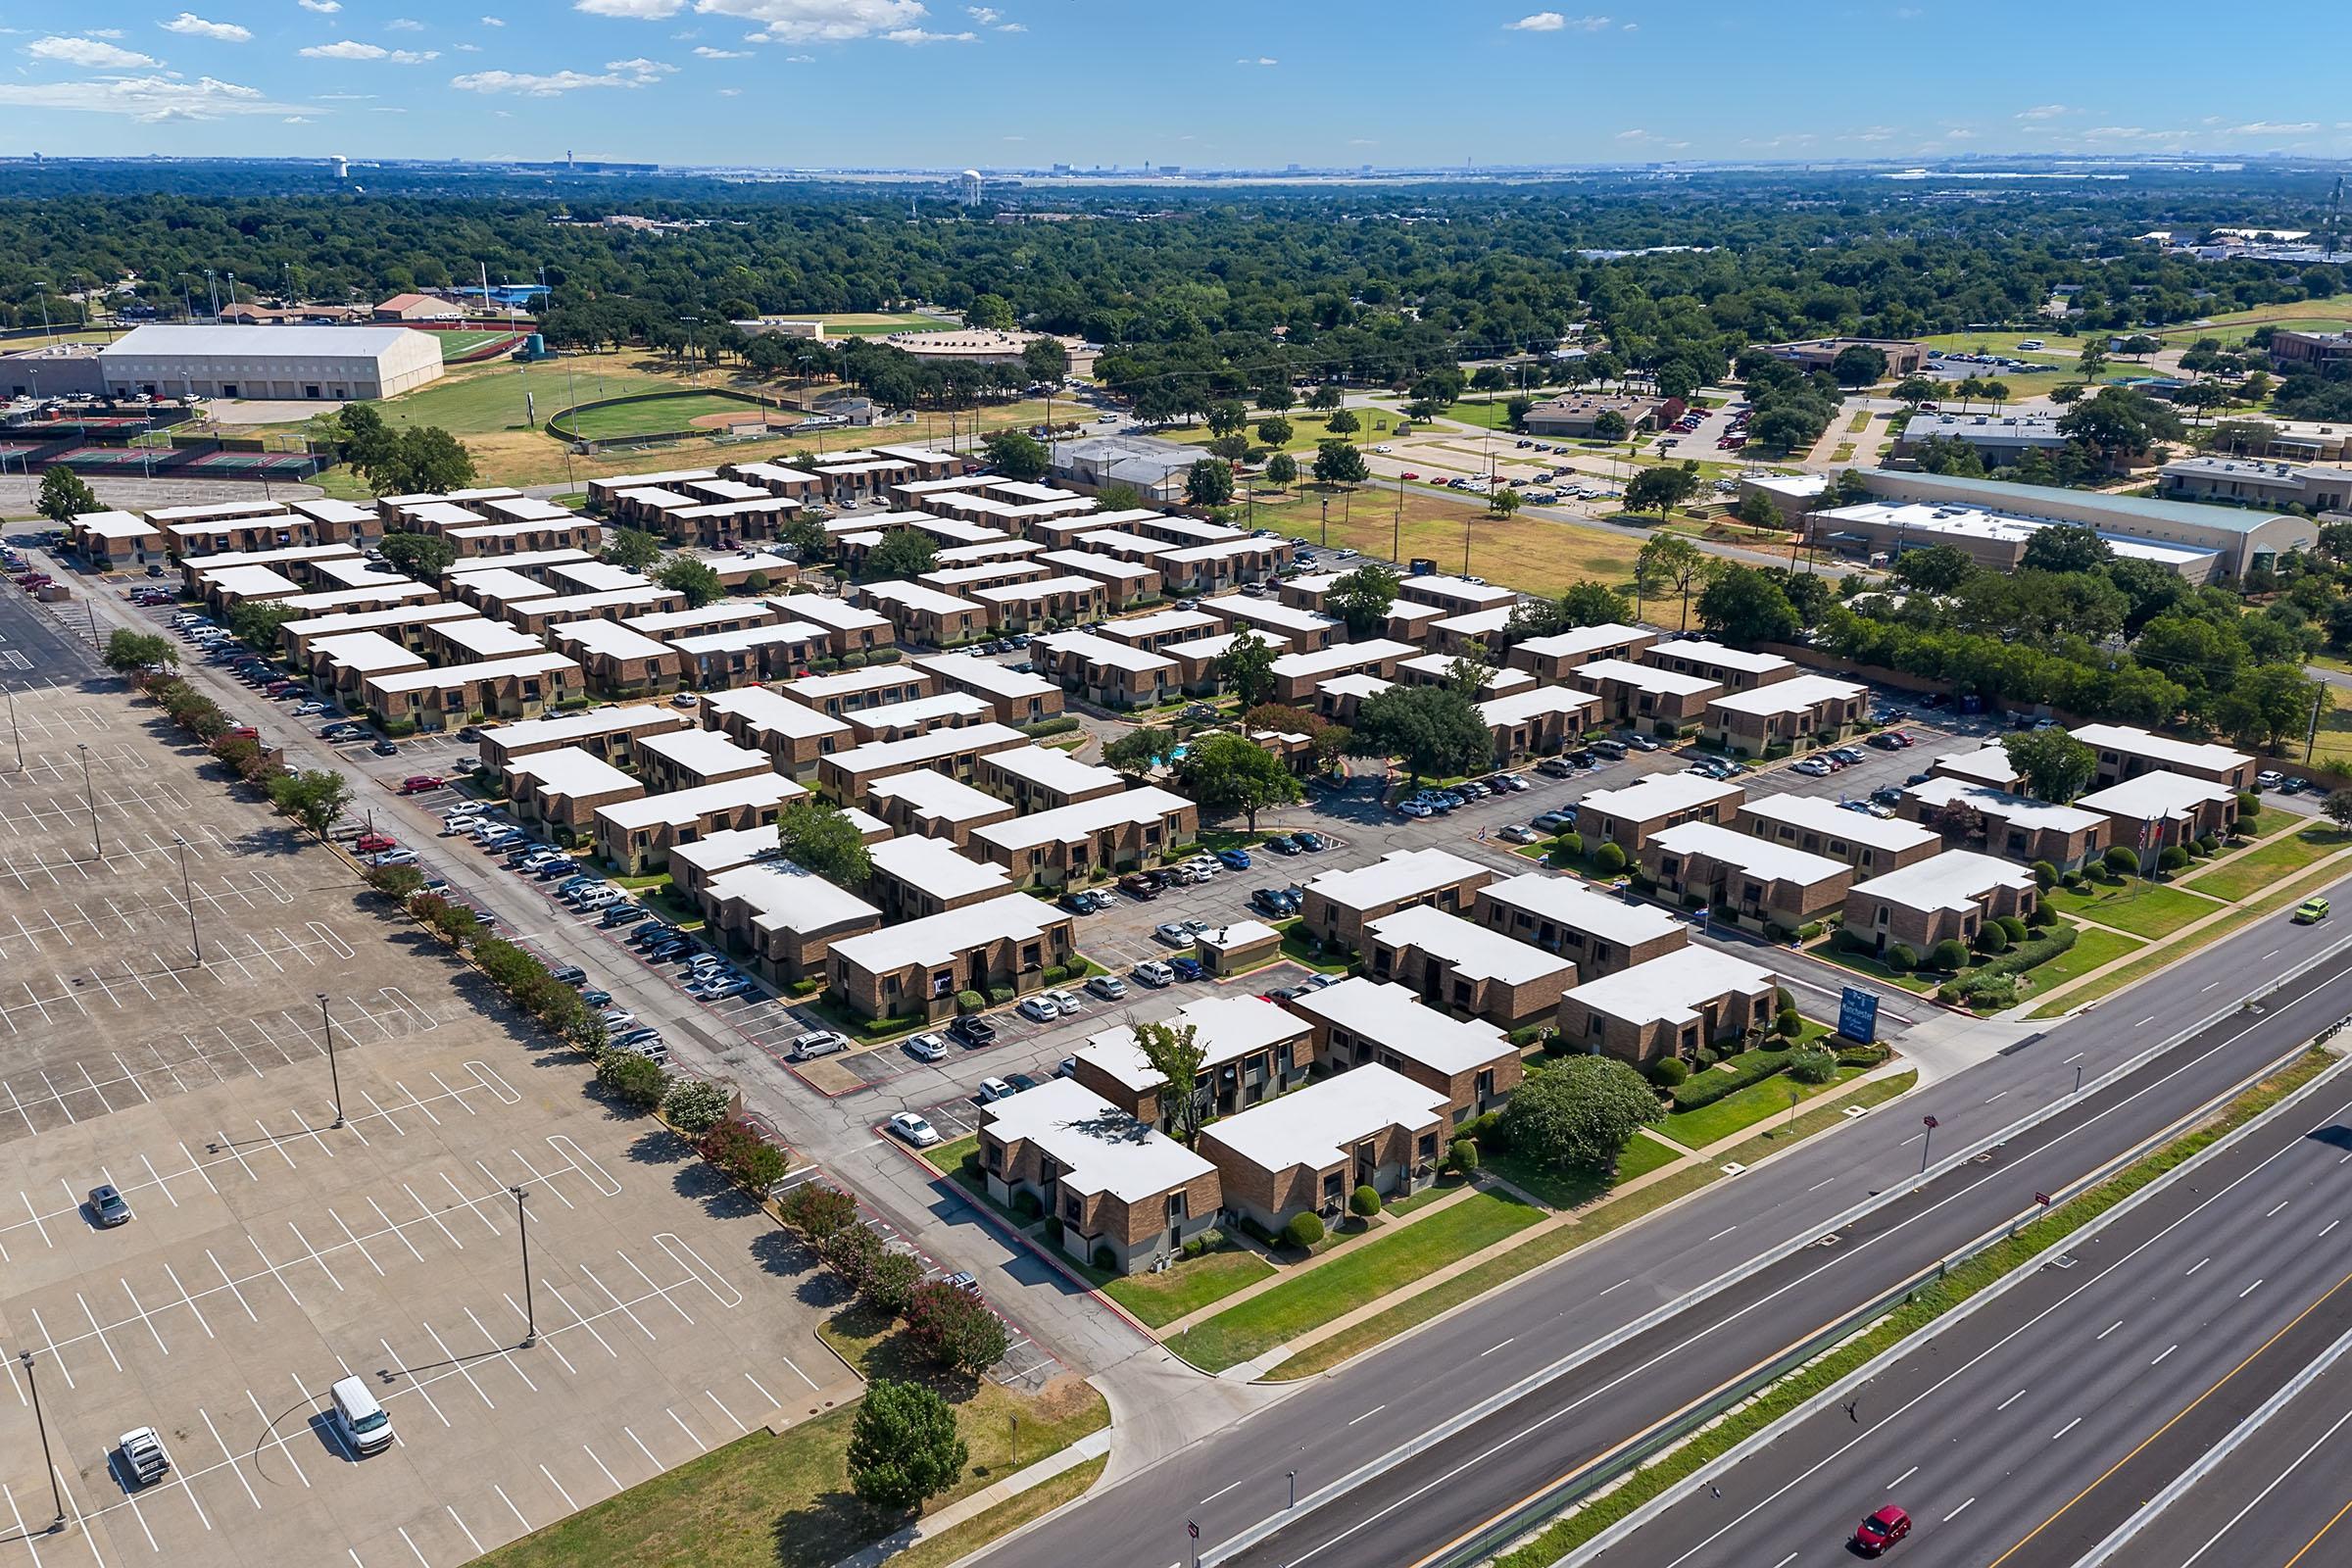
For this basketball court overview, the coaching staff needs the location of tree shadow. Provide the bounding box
[749,1226,823,1281]
[622,1125,693,1164]
[769,1491,886,1568]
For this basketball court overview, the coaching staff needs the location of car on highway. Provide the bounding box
[887,1111,942,1148]
[906,1033,949,1062]
[1852,1504,1911,1555]
[2295,897,2331,924]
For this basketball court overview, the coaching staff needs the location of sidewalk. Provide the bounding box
[828,1430,1112,1568]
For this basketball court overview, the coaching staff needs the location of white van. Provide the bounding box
[330,1376,393,1455]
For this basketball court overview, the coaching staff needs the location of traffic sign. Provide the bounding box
[1923,1114,1939,1129]
[2035,1192,2051,1207]
[1188,1522,1200,1541]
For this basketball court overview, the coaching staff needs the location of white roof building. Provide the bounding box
[702,860,881,939]
[1847,849,2037,912]
[1198,1064,1449,1173]
[1363,905,1573,986]
[829,894,1066,973]
[1579,772,1744,821]
[972,785,1195,855]
[864,767,1015,832]
[2076,770,2236,822]
[1077,995,1309,1095]
[1287,977,1516,1077]
[1704,673,1868,719]
[1740,793,1942,857]
[1905,775,2106,835]
[1935,746,2022,788]
[593,772,807,833]
[1475,872,1688,949]
[1270,638,1416,683]
[1570,657,1723,700]
[1303,847,1488,909]
[1649,820,1849,885]
[2070,724,2254,778]
[1561,947,1780,1028]
[867,835,1015,904]
[979,1077,1215,1204]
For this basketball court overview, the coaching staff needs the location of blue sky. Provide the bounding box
[2,1,2348,169]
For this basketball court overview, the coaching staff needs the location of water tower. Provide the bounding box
[958,169,983,207]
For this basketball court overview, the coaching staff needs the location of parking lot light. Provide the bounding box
[513,1185,537,1347]
[21,1350,66,1533]
[319,993,344,1129]
[174,834,199,967]
[76,741,100,859]
[4,683,21,771]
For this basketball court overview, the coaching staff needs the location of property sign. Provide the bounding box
[1838,986,1880,1045]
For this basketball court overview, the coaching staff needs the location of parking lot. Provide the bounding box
[0,674,860,1568]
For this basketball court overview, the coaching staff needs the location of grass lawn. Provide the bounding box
[2186,823,2352,902]
[472,1303,1106,1568]
[2150,295,2352,343]
[1102,1245,1275,1328]
[1806,941,1936,994]
[1273,917,1355,973]
[1168,1189,1544,1373]
[564,391,785,440]
[437,328,521,356]
[1249,483,1645,596]
[2045,878,2225,940]
[2021,924,2143,992]
[924,1132,980,1181]
[1616,1130,1688,1181]
[1658,1066,1865,1151]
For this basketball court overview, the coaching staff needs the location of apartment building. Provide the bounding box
[840,691,992,745]
[863,767,1019,847]
[544,618,683,697]
[593,773,807,874]
[475,704,690,773]
[765,594,896,659]
[1160,631,1291,697]
[1197,1066,1451,1234]
[1099,608,1220,653]
[1362,905,1579,1031]
[865,835,1016,922]
[305,631,426,701]
[1703,674,1870,756]
[1038,548,1160,608]
[282,601,481,664]
[698,860,883,985]
[971,573,1110,632]
[670,621,828,691]
[857,580,990,646]
[969,785,1198,886]
[2076,770,2239,861]
[1477,686,1598,764]
[634,728,772,795]
[1200,594,1341,654]
[911,652,1064,726]
[778,665,934,719]
[1032,629,1179,710]
[977,1078,1221,1276]
[1738,793,1943,875]
[976,745,1126,812]
[815,721,1030,806]
[1842,850,2039,956]
[1556,947,1781,1067]
[1506,622,1659,682]
[1427,607,1519,660]
[1298,848,1492,953]
[698,686,852,778]
[1568,658,1724,732]
[1284,978,1522,1125]
[506,588,688,638]
[363,652,581,733]
[1643,820,1852,933]
[1899,777,2109,872]
[1072,996,1312,1130]
[1396,574,1517,616]
[1576,773,1744,854]
[826,896,1077,1022]
[2070,723,2256,791]
[1471,871,1689,979]
[503,746,644,836]
[1642,639,1794,693]
[1154,537,1294,594]
[1269,639,1416,704]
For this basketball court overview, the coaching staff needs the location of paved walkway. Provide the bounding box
[829,1429,1113,1568]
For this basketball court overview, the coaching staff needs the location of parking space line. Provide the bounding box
[619,1251,695,1325]
[3,1482,51,1568]
[421,1319,498,1409]
[112,1450,161,1552]
[505,1293,573,1374]
[403,1183,465,1250]
[133,1152,173,1204]
[206,1250,257,1323]
[464,1305,537,1392]
[252,1118,298,1170]
[447,1505,484,1556]
[367,1196,427,1263]
[396,1527,427,1568]
[243,1388,310,1489]
[395,1081,444,1127]
[537,1464,575,1513]
[623,1426,662,1473]
[442,1170,498,1235]
[362,1090,405,1138]
[743,1371,784,1410]
[163,1264,214,1340]
[666,1407,707,1452]
[249,1236,303,1307]
[655,1233,743,1307]
[23,1190,52,1248]
[706,1388,743,1432]
[545,1280,617,1357]
[175,1143,219,1195]
[581,1444,620,1492]
[198,1408,262,1510]
[50,1467,103,1568]
[328,1208,385,1277]
[285,1222,342,1292]
[118,1280,169,1356]
[72,1297,119,1375]
[380,1338,451,1428]
[579,1264,657,1341]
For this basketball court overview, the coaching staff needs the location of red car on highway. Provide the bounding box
[1853,1504,1911,1555]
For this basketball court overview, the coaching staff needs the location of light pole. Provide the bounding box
[174,834,199,967]
[319,994,344,1129]
[512,1185,537,1346]
[75,742,100,858]
[2074,1062,2085,1096]
[1918,1113,1937,1175]
[5,682,20,770]
[21,1350,66,1533]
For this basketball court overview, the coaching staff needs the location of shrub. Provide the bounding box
[2029,859,2058,890]
[1996,914,2029,944]
[1886,944,1918,973]
[1837,1041,1892,1068]
[1447,1139,1480,1175]
[904,1280,1009,1376]
[1553,830,1583,858]
[1502,1055,1662,1167]
[1777,1007,1803,1038]
[2103,845,2141,876]
[776,1182,858,1242]
[661,1077,730,1135]
[1348,1184,1381,1218]
[1797,921,1824,941]
[2026,901,2058,928]
[1039,963,1069,986]
[1973,924,2010,955]
[1649,1057,1690,1088]
[1673,1047,1795,1109]
[2237,791,2261,821]
[2195,834,2220,857]
[1592,841,1627,874]
[1788,1046,1839,1085]
[2158,844,2189,873]
[956,989,984,1013]
[1093,1244,1116,1271]
[863,1250,923,1317]
[987,984,1015,1005]
[1463,1110,1504,1148]
[698,1119,788,1193]
[1283,1211,1326,1249]
[1928,938,1971,971]
[1693,1045,1722,1068]
[596,1051,667,1109]
[818,1222,885,1290]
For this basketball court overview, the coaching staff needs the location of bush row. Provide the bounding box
[775,1182,1007,1376]
[1671,1047,1795,1111]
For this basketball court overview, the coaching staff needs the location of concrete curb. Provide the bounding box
[1546,1044,2352,1568]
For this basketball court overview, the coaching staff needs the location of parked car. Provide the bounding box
[1118,872,1162,899]
[787,1030,848,1060]
[398,774,445,795]
[906,1033,950,1062]
[1294,830,1328,852]
[1045,988,1082,1015]
[117,1427,171,1488]
[949,1013,998,1047]
[1170,956,1206,981]
[977,1077,1014,1102]
[369,849,419,867]
[1133,959,1176,988]
[1087,973,1130,1001]
[887,1111,942,1149]
[88,1184,132,1226]
[1215,848,1253,870]
[1154,921,1196,946]
[1499,824,1542,844]
[1016,995,1059,1022]
[370,739,400,757]
[1264,834,1301,856]
[354,832,396,855]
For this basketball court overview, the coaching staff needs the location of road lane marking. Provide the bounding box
[1886,1465,1918,1488]
[2152,1344,2179,1365]
[2052,1416,2083,1440]
[1998,1389,2028,1410]
[2241,1279,2265,1298]
[2095,1321,2123,1341]
[1348,1405,1387,1426]
[1945,1496,1978,1522]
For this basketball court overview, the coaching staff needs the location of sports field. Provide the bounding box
[806,311,954,336]
[562,391,783,440]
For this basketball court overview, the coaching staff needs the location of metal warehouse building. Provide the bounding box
[96,324,446,401]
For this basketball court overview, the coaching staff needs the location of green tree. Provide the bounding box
[1558,579,1634,626]
[1186,458,1236,508]
[777,799,873,885]
[656,557,724,608]
[267,768,353,837]
[596,1051,667,1109]
[1207,433,1251,464]
[602,526,663,570]
[1890,543,1975,594]
[1695,565,1798,646]
[357,425,477,497]
[2000,729,2096,803]
[1890,376,1936,408]
[1636,533,1712,631]
[380,530,459,580]
[1264,451,1299,487]
[966,292,1016,331]
[102,629,175,673]
[228,600,299,652]
[780,513,831,566]
[1733,489,1784,529]
[1131,1019,1208,1144]
[1831,343,1888,385]
[862,1250,923,1316]
[1325,407,1361,435]
[1174,732,1302,830]
[2324,790,2352,831]
[1496,1055,1661,1173]
[847,1380,968,1514]
[1102,725,1179,773]
[1488,486,1522,518]
[1206,401,1249,438]
[1312,440,1369,486]
[1021,335,1070,385]
[1349,683,1492,784]
[905,1280,1009,1376]
[1217,629,1279,709]
[1255,416,1293,449]
[2018,523,2111,574]
[1624,464,1698,516]
[1591,409,1630,443]
[1256,383,1296,414]
[1328,563,1400,637]
[981,428,1050,480]
[35,466,99,523]
[661,1078,730,1135]
[1308,384,1345,413]
[864,527,939,579]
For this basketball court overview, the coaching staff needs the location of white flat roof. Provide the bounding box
[782,665,928,703]
[1078,995,1309,1092]
[914,651,1058,701]
[864,767,1012,824]
[669,825,792,879]
[308,630,424,674]
[2076,769,2235,820]
[1820,500,2221,568]
[1403,574,1517,609]
[1648,638,1794,676]
[1159,537,1283,564]
[1040,548,1155,581]
[768,594,893,635]
[1849,849,2037,912]
[1571,657,1722,698]
[1477,684,1594,726]
[1517,622,1650,661]
[487,705,689,749]
[1579,772,1743,821]
[703,859,880,934]
[433,617,546,661]
[1316,672,1395,701]
[828,722,1026,774]
[1432,607,1517,641]
[594,772,805,831]
[279,582,440,613]
[860,579,986,617]
[1935,746,2021,787]
[367,652,577,695]
[1706,673,1867,717]
[507,746,639,799]
[1287,978,1515,1075]
[829,894,1063,973]
[1649,820,1848,885]
[973,785,1194,853]
[1107,608,1219,641]
[2071,723,2252,775]
[514,588,682,618]
[283,602,476,641]
[1198,1063,1448,1174]
[1741,792,1943,854]
[982,744,1122,797]
[850,692,991,729]
[972,573,1106,605]
[202,564,302,597]
[1904,776,2104,834]
[1162,632,1278,666]
[1564,947,1779,1028]
[1270,638,1416,680]
[1364,905,1575,986]
[980,1077,1214,1204]
[546,618,674,662]
[545,562,648,595]
[671,620,826,657]
[1036,629,1179,675]
[700,686,851,740]
[638,727,769,777]
[1198,918,1280,953]
[73,511,162,540]
[624,603,777,637]
[1476,871,1688,949]
[449,565,561,602]
[1203,594,1336,636]
[1303,847,1488,910]
[868,835,1014,903]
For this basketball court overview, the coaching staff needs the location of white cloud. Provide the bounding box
[283,114,310,121]
[28,35,158,67]
[0,72,302,120]
[693,43,748,55]
[783,51,811,60]
[1509,11,1610,30]
[965,4,997,19]
[1236,54,1276,65]
[1612,127,1648,140]
[386,17,424,28]
[704,0,935,43]
[883,27,974,41]
[300,39,438,60]
[87,27,125,36]
[2015,103,2071,121]
[163,12,253,39]
[481,14,507,23]
[297,0,341,12]
[2230,121,2319,135]
[456,41,479,50]
[717,84,739,93]
[575,0,683,15]
[606,55,676,74]
[449,67,642,93]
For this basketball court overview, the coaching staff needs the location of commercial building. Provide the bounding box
[96,324,445,400]
[1576,772,1745,853]
[1283,979,1522,1125]
[1197,1065,1450,1234]
[1051,432,1201,502]
[2158,456,2352,514]
[1893,413,2074,466]
[1644,820,1852,933]
[978,1078,1221,1275]
[2070,723,2256,791]
[1072,996,1312,1131]
[1471,871,1689,978]
[826,896,1077,1022]
[1737,793,1943,875]
[1298,848,1492,953]
[1762,337,1927,376]
[1704,674,1870,756]
[2269,329,2352,374]
[1842,850,2039,956]
[1520,393,1675,438]
[1556,947,1780,1067]
[1363,905,1578,1031]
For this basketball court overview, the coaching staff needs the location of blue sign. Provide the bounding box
[1838,986,1880,1045]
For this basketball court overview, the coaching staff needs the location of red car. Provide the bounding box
[1853,1504,1911,1555]
[398,774,446,795]
[354,832,396,855]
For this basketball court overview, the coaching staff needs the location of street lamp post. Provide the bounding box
[512,1186,537,1346]
[21,1350,66,1532]
[1919,1113,1937,1175]
[319,994,344,1129]
[5,682,21,770]
[75,742,100,858]
[174,834,199,967]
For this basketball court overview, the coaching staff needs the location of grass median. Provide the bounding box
[1489,1048,2335,1568]
[1169,1189,1544,1374]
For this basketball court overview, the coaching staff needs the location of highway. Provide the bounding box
[986,906,2352,1568]
[1584,1054,2352,1568]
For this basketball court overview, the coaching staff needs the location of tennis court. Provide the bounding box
[182,448,323,473]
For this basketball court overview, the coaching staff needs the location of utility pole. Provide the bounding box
[319,994,344,1129]
[174,834,199,967]
[21,1350,66,1532]
[512,1186,537,1346]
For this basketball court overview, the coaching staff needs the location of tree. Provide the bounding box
[1186,458,1235,508]
[1206,401,1249,438]
[380,529,459,580]
[863,1250,923,1316]
[1325,408,1360,435]
[103,629,175,673]
[1217,629,1279,709]
[1264,451,1298,486]
[1591,409,1629,443]
[1021,336,1070,385]
[1624,465,1698,516]
[596,1051,667,1109]
[1349,684,1492,784]
[1207,433,1251,464]
[656,557,724,608]
[1636,533,1712,631]
[981,428,1049,480]
[661,1077,730,1135]
[1308,384,1345,413]
[2059,387,2181,467]
[777,799,873,885]
[1312,440,1369,486]
[1174,732,1302,830]
[1495,1056,1660,1173]
[1890,543,1975,594]
[1102,725,1179,774]
[602,526,663,570]
[1328,563,1401,637]
[966,292,1016,331]
[1256,383,1296,414]
[1831,343,1888,386]
[1558,579,1634,626]
[35,466,99,523]
[1695,565,1798,647]
[1132,1019,1208,1144]
[2001,729,2096,803]
[2324,790,2352,831]
[1733,489,1784,529]
[1890,376,1936,409]
[1488,486,1522,518]
[355,425,477,497]
[864,527,939,580]
[847,1380,968,1514]
[775,1181,858,1242]
[780,514,831,566]
[267,768,353,837]
[819,1222,886,1291]
[2018,523,2111,574]
[904,1280,1009,1376]
[228,600,299,652]
[1255,416,1293,449]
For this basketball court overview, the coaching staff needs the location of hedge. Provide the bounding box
[1671,1047,1795,1111]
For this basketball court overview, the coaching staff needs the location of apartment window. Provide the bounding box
[1476,1068,1495,1102]
[1416,1133,1438,1162]
[1064,1195,1083,1224]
